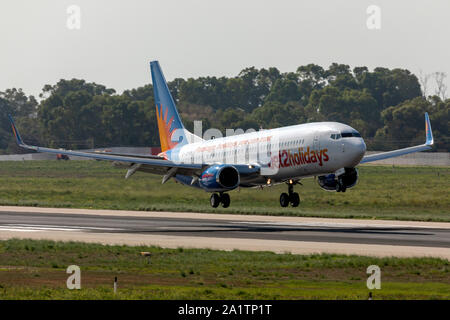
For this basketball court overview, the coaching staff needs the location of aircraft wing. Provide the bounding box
[359,113,434,164]
[88,150,165,160]
[7,115,203,179]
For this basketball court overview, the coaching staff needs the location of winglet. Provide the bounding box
[7,114,25,146]
[425,112,434,146]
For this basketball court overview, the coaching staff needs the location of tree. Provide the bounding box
[238,67,274,111]
[307,86,379,137]
[374,96,449,151]
[326,63,358,90]
[353,66,369,84]
[1,63,447,155]
[296,64,326,102]
[358,67,422,109]
[264,73,302,104]
[0,97,15,152]
[433,72,448,100]
[0,88,38,117]
[0,89,39,153]
[38,79,115,148]
[99,96,157,147]
[418,70,431,98]
[123,84,154,101]
[251,101,306,129]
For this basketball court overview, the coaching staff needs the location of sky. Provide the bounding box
[1,0,449,98]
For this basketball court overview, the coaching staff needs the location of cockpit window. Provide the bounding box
[341,131,361,138]
[330,133,342,140]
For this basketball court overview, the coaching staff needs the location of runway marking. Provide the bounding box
[0,227,41,232]
[0,207,448,259]
[10,224,124,230]
[0,224,123,233]
[1,206,449,229]
[230,221,435,229]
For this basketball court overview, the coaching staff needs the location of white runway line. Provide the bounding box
[0,224,123,232]
[0,226,81,232]
[10,224,124,231]
[0,227,41,232]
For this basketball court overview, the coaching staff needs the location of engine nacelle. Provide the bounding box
[199,164,240,192]
[318,168,358,191]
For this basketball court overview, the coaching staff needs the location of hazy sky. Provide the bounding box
[1,0,449,98]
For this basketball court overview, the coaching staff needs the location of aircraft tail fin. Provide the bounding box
[150,61,200,152]
[8,114,25,147]
[424,112,434,146]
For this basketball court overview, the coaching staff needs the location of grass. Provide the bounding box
[0,239,449,299]
[0,160,448,221]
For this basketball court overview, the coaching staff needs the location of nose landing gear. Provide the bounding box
[210,192,231,208]
[280,181,300,207]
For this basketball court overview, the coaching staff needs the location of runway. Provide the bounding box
[0,206,449,259]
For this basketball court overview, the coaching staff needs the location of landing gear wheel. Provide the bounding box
[290,192,300,207]
[210,193,220,208]
[336,178,346,193]
[221,193,230,208]
[280,193,290,207]
[280,180,301,207]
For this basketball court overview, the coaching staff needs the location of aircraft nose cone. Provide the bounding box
[348,139,366,167]
[359,139,367,158]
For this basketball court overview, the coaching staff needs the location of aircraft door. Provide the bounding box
[245,143,249,163]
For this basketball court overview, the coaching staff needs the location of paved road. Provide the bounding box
[0,209,449,249]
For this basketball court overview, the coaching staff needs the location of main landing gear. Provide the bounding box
[280,181,300,207]
[335,176,347,193]
[210,192,231,208]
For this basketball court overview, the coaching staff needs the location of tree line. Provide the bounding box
[0,63,448,154]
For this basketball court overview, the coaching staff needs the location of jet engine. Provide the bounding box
[317,168,358,191]
[199,164,240,192]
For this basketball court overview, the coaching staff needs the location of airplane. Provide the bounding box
[8,61,434,208]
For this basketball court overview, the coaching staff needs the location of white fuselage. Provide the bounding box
[170,122,366,185]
